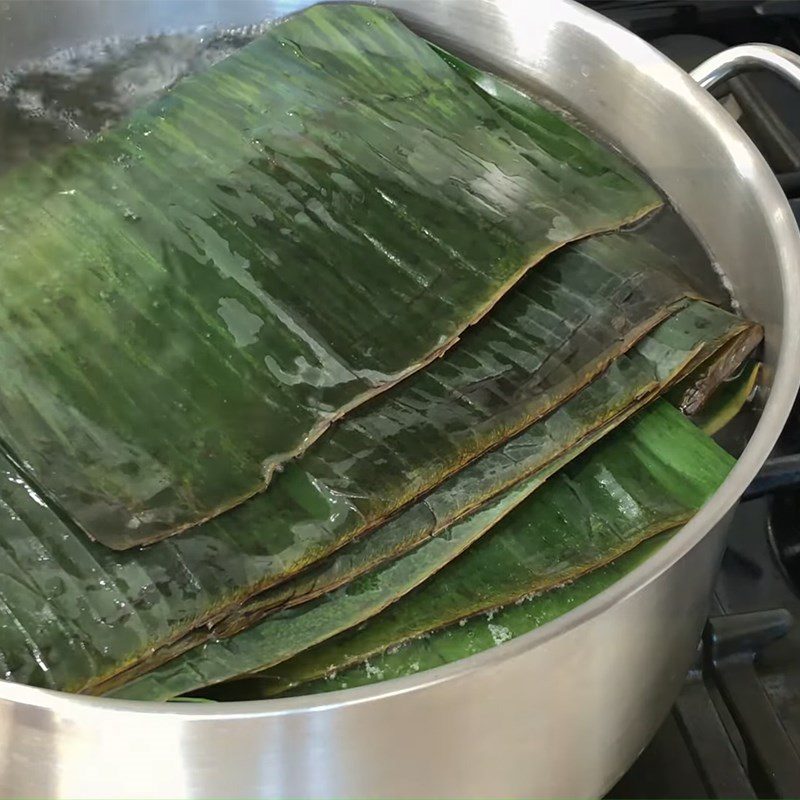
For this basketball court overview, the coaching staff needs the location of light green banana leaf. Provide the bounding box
[1,217,741,696]
[0,4,660,548]
[203,400,732,701]
[259,536,671,699]
[109,395,735,702]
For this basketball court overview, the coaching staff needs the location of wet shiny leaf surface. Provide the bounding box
[233,400,732,698]
[2,221,748,696]
[0,5,659,547]
[263,536,670,699]
[115,401,732,700]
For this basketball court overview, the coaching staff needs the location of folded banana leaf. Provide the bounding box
[202,301,756,643]
[694,361,761,436]
[109,391,736,702]
[259,536,671,700]
[104,351,644,676]
[0,220,724,695]
[203,400,733,700]
[108,452,568,700]
[675,337,760,415]
[98,295,758,695]
[89,298,750,694]
[0,4,660,549]
[243,365,762,700]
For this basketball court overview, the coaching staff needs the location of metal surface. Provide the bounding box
[706,611,800,798]
[2,1,800,798]
[690,43,800,92]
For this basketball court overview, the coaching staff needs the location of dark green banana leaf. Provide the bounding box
[438,41,734,314]
[238,366,761,700]
[109,446,571,700]
[431,44,618,173]
[93,299,749,694]
[257,536,670,699]
[0,221,724,696]
[109,394,735,702]
[0,4,660,549]
[206,400,733,700]
[97,297,758,695]
[200,300,756,643]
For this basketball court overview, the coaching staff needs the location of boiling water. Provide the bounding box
[0,25,269,175]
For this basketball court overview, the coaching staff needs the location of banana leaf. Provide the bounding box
[202,301,756,642]
[108,452,569,700]
[109,396,735,701]
[0,221,729,695]
[431,44,737,319]
[87,298,750,694]
[675,334,762,415]
[97,296,757,694]
[208,400,733,700]
[0,4,660,549]
[431,45,619,174]
[254,368,760,700]
[205,535,671,700]
[694,361,761,436]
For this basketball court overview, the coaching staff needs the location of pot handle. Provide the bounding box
[692,45,800,504]
[690,43,800,92]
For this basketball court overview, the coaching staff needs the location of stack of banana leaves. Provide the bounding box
[0,5,762,702]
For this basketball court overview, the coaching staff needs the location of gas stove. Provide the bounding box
[583,3,800,797]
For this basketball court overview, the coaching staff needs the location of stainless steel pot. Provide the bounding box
[1,1,800,797]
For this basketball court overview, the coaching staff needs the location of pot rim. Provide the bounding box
[2,0,799,718]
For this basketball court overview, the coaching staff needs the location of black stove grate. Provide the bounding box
[612,499,800,799]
